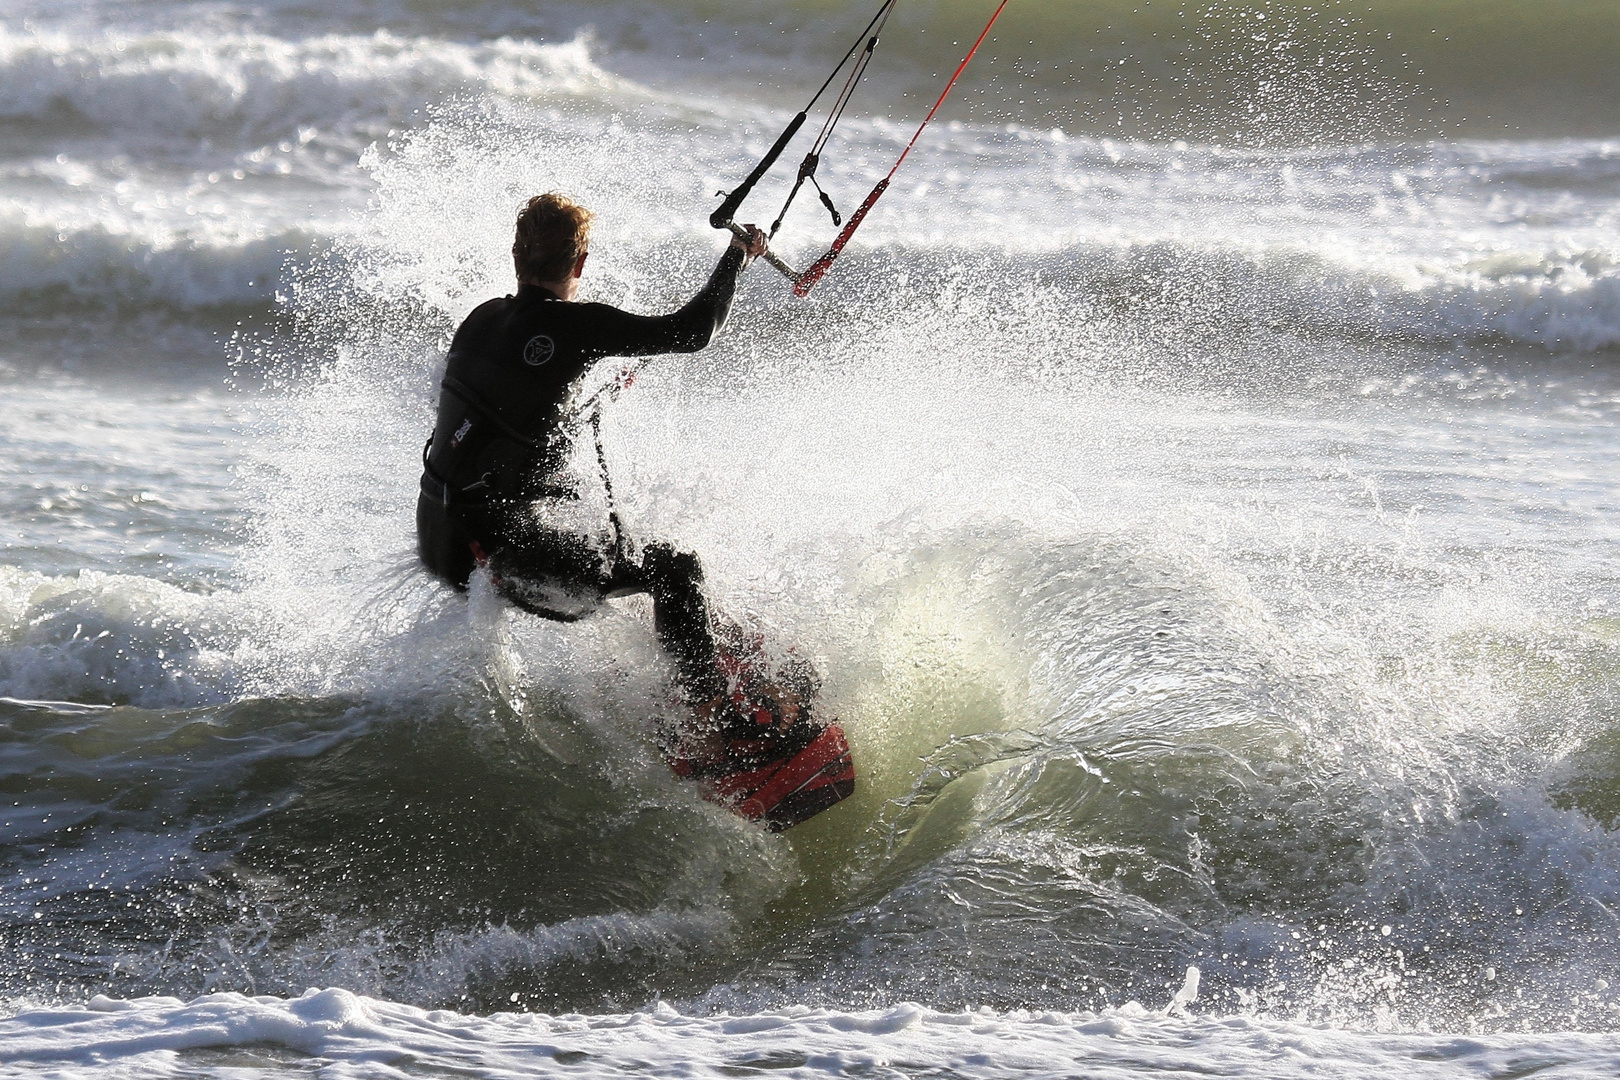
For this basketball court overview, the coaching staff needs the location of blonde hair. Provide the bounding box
[513,193,595,282]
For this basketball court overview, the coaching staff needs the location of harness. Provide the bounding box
[420,373,579,509]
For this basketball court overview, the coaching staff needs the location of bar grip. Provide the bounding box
[726,221,800,281]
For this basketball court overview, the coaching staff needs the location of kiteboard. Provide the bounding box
[662,640,854,830]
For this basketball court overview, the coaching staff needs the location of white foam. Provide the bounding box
[0,567,237,708]
[5,990,1620,1079]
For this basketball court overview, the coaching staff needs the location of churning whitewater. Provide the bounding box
[2,0,1619,1076]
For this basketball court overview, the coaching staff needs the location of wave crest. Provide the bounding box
[0,26,629,144]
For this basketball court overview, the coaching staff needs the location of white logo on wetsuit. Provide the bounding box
[450,418,472,447]
[523,334,556,367]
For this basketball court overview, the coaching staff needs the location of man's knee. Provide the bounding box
[492,573,602,622]
[641,543,704,600]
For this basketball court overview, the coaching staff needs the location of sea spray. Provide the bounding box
[1,2,1619,1068]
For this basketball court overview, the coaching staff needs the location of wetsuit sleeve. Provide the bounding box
[586,246,747,358]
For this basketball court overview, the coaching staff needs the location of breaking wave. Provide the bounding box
[0,214,311,314]
[0,25,630,147]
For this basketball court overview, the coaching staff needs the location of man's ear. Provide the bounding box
[573,251,589,278]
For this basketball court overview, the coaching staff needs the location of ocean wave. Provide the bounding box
[400,908,739,1008]
[0,24,632,148]
[4,209,1610,346]
[1229,242,1620,352]
[1412,251,1620,352]
[1056,241,1620,354]
[0,567,236,707]
[0,212,313,311]
[6,989,1620,1078]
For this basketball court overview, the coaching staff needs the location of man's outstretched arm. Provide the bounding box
[590,228,766,357]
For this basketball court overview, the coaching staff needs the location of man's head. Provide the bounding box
[513,193,594,297]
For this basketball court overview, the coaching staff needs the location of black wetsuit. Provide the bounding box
[417,246,747,700]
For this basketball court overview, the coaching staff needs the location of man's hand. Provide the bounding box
[730,223,768,264]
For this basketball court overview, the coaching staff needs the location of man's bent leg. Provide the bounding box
[639,544,724,702]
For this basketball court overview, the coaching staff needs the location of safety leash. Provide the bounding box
[590,403,627,566]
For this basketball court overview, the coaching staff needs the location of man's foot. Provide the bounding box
[668,647,814,769]
[660,626,854,830]
[664,632,825,769]
[663,705,856,832]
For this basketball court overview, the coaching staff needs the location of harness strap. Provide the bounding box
[439,374,542,448]
[426,375,564,508]
[421,434,578,507]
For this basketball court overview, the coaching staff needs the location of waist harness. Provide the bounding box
[421,374,578,509]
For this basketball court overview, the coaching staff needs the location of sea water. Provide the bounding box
[1,0,1618,1076]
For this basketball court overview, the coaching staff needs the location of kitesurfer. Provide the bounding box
[416,193,767,707]
[416,193,855,831]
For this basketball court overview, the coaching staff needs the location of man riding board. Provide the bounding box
[416,194,854,829]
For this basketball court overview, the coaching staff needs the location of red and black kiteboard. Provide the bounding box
[663,643,855,830]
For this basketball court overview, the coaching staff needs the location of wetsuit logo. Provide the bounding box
[522,334,556,367]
